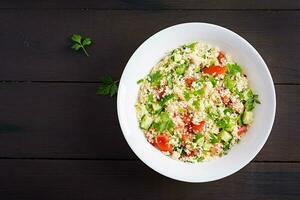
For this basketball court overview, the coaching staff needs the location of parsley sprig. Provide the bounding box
[96,75,119,97]
[71,34,92,56]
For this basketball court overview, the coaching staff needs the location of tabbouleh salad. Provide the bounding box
[135,42,260,163]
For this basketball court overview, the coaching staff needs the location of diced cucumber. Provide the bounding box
[242,111,254,124]
[219,130,232,142]
[173,53,182,62]
[202,142,213,151]
[175,64,186,75]
[194,134,204,145]
[225,121,235,132]
[152,103,162,113]
[195,66,200,73]
[140,115,153,130]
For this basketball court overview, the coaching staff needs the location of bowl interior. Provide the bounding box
[117,23,276,182]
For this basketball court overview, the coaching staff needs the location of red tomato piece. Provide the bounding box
[184,77,196,87]
[217,52,225,63]
[221,96,231,106]
[182,114,192,124]
[157,87,166,99]
[181,134,190,146]
[192,121,205,133]
[202,65,226,75]
[186,150,195,157]
[155,134,173,152]
[238,125,248,136]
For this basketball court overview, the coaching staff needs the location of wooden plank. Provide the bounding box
[0,0,299,9]
[0,160,298,200]
[0,10,299,83]
[0,84,298,161]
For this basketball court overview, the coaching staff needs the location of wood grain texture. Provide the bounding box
[0,160,298,200]
[0,0,299,9]
[0,10,299,83]
[0,84,298,161]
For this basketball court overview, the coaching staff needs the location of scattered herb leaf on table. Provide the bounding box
[71,34,92,56]
[96,75,119,97]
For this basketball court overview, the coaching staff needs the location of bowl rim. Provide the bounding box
[117,22,276,183]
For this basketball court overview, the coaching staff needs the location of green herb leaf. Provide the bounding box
[149,71,162,87]
[237,114,243,126]
[137,79,144,84]
[147,94,154,102]
[223,108,233,115]
[96,75,119,97]
[167,76,174,89]
[185,42,197,50]
[82,38,92,46]
[208,75,217,87]
[194,134,204,143]
[71,43,81,51]
[159,94,174,106]
[183,91,191,101]
[110,84,118,97]
[226,63,242,76]
[70,34,92,57]
[194,88,205,96]
[253,94,261,104]
[223,142,231,151]
[206,106,219,120]
[192,100,200,110]
[71,34,82,43]
[244,91,260,111]
[245,99,254,111]
[216,116,230,129]
[224,75,235,92]
[152,112,174,133]
[210,133,220,144]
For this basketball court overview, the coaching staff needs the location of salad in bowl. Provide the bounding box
[136,42,260,163]
[117,23,275,182]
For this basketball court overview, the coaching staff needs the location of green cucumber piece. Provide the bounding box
[242,111,254,124]
[140,115,153,130]
[219,130,232,142]
[202,142,213,151]
[194,134,204,145]
[225,121,235,132]
[175,64,186,75]
[152,103,162,113]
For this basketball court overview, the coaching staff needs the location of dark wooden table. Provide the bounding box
[0,1,299,199]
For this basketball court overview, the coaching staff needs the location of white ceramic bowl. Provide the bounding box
[117,23,276,183]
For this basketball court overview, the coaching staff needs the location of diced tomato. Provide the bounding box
[182,114,192,124]
[192,121,205,133]
[217,52,225,63]
[221,96,231,106]
[186,150,195,157]
[202,65,226,75]
[157,87,166,99]
[181,134,190,146]
[155,134,173,152]
[238,125,248,136]
[184,77,196,87]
